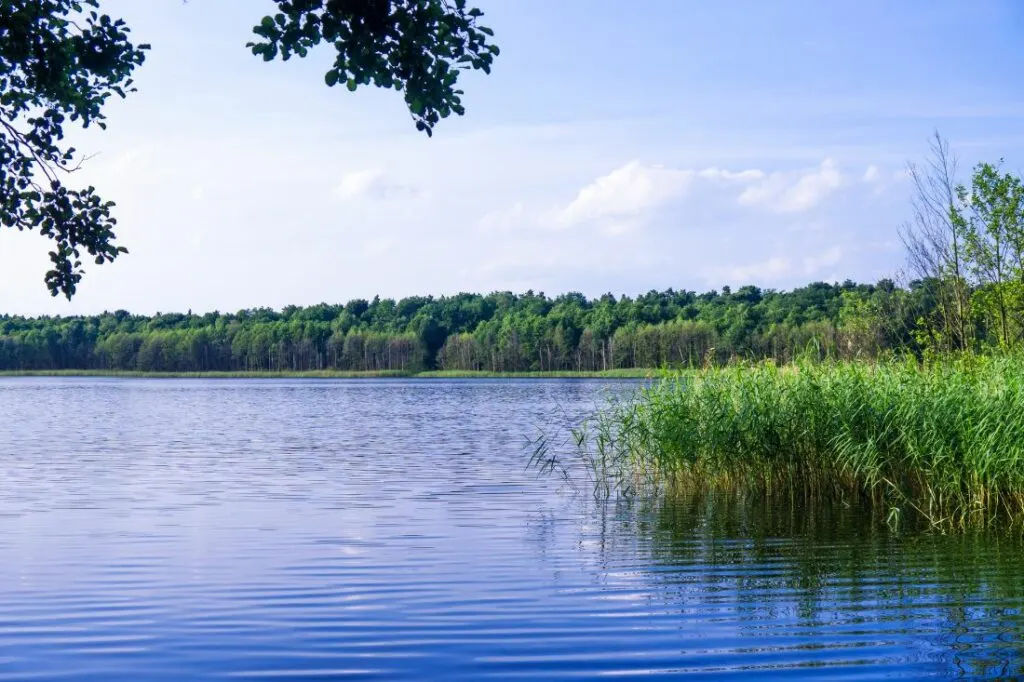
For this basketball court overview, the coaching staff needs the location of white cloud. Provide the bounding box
[553,158,845,236]
[331,169,420,202]
[738,158,844,213]
[555,161,696,228]
[697,168,766,182]
[864,163,905,195]
[552,161,769,231]
[333,169,382,200]
[484,158,854,244]
[477,202,530,234]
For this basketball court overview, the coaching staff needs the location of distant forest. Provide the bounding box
[0,279,955,372]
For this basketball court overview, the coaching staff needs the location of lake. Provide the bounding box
[1,377,1022,680]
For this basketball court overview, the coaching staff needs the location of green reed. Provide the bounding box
[551,355,1024,528]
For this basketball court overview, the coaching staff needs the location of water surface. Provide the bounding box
[1,377,1022,679]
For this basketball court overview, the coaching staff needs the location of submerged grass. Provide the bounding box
[538,355,1024,529]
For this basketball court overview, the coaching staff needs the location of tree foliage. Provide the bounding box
[960,161,1024,348]
[0,0,148,297]
[248,0,498,135]
[902,136,1024,354]
[0,280,935,373]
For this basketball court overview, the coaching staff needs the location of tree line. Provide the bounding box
[0,279,950,373]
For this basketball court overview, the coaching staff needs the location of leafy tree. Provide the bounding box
[249,0,498,135]
[1,0,498,297]
[961,161,1024,348]
[0,280,930,373]
[1,0,148,297]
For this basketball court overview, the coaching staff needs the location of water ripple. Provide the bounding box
[1,378,1023,679]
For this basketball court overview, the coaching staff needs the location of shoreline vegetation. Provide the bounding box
[526,138,1024,530]
[533,354,1024,530]
[0,280,918,376]
[0,368,657,379]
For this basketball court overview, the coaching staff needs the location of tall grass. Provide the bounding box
[543,355,1024,528]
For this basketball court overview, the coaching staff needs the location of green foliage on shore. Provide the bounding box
[901,135,1024,356]
[0,279,932,373]
[543,355,1024,528]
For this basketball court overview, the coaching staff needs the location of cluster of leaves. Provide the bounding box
[248,0,498,135]
[956,162,1024,348]
[0,279,940,373]
[0,0,148,297]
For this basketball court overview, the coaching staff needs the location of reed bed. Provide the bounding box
[546,356,1024,528]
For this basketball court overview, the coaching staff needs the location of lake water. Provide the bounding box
[1,377,1023,680]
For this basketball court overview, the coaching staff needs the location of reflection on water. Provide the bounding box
[586,493,1024,679]
[0,377,1022,679]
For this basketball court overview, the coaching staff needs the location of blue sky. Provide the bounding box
[1,0,1022,315]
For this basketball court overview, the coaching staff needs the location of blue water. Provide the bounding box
[0,377,1022,679]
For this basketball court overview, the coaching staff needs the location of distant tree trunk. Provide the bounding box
[900,131,972,351]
